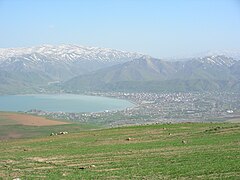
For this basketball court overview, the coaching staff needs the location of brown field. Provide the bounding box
[0,112,70,126]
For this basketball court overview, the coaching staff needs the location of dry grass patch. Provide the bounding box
[0,112,70,126]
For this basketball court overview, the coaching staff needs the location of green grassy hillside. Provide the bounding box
[0,122,239,179]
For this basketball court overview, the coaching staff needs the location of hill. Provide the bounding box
[0,122,239,179]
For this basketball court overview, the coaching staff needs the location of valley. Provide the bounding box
[1,45,240,128]
[1,45,240,131]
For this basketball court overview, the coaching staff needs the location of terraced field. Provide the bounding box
[0,122,239,179]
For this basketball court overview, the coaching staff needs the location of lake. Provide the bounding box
[0,94,134,113]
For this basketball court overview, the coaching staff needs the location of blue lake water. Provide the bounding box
[0,94,134,113]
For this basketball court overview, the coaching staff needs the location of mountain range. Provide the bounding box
[63,55,240,92]
[0,44,239,94]
[0,44,142,93]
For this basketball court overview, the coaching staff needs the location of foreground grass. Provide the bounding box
[0,122,240,179]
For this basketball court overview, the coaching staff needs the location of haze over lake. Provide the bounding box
[0,94,134,113]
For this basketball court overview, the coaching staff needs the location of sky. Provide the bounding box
[0,0,240,58]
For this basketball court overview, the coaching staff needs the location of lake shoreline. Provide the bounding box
[0,93,135,113]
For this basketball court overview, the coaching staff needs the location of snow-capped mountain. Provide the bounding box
[194,50,240,61]
[64,55,240,92]
[0,45,240,94]
[196,55,236,67]
[0,44,144,94]
[0,44,143,81]
[0,44,143,63]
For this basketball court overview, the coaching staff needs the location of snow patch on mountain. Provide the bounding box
[197,55,236,67]
[0,44,145,81]
[195,50,240,61]
[0,44,143,63]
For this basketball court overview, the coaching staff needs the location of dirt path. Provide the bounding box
[0,112,70,126]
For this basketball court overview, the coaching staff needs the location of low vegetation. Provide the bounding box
[0,120,239,179]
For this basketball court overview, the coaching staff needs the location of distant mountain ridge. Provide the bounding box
[0,44,143,62]
[0,44,239,94]
[195,50,240,60]
[0,44,143,93]
[0,44,143,78]
[64,55,240,92]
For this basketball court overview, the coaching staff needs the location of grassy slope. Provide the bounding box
[0,123,239,179]
[0,112,99,140]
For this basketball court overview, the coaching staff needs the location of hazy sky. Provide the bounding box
[0,0,240,58]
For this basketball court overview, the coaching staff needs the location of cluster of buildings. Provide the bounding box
[27,91,240,127]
